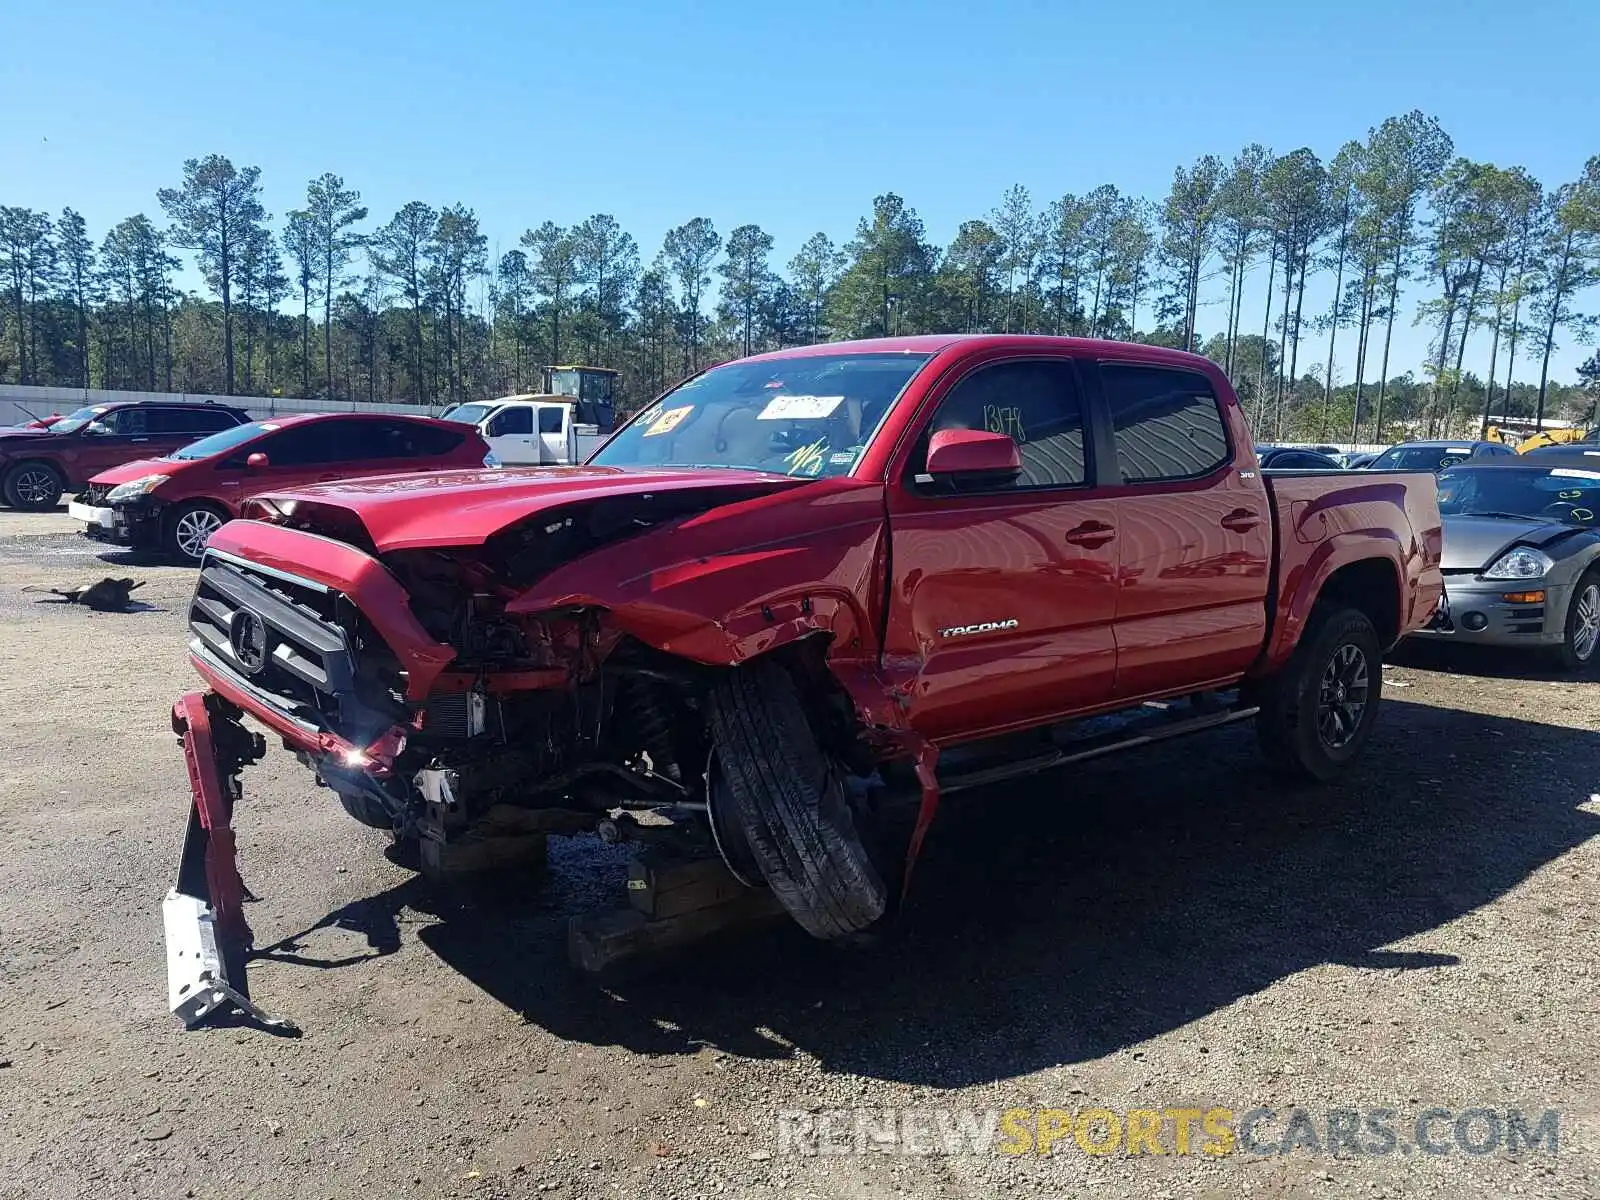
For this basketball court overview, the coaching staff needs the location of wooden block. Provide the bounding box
[568,888,786,974]
[419,822,548,882]
[627,852,751,919]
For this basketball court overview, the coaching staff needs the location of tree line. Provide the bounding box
[2,109,1598,443]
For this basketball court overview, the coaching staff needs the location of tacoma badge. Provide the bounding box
[939,619,1019,638]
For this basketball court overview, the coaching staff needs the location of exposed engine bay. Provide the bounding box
[220,484,856,880]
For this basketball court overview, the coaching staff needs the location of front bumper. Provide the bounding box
[165,691,298,1034]
[1410,577,1572,648]
[70,497,161,548]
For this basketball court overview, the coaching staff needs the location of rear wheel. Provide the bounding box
[3,462,65,511]
[1548,572,1600,673]
[708,660,886,939]
[163,502,228,563]
[1255,606,1383,781]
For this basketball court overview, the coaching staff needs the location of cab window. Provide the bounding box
[1100,364,1229,483]
[919,358,1088,491]
[489,407,532,436]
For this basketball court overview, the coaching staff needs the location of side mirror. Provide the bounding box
[245,452,270,471]
[924,429,1021,481]
[82,421,111,437]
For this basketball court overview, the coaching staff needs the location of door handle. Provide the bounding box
[1064,521,1115,548]
[1220,508,1261,532]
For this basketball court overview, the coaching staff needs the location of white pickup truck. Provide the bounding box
[441,368,621,466]
[440,395,604,466]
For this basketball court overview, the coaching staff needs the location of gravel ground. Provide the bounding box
[0,507,1597,1200]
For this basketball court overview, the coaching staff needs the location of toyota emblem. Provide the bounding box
[229,610,268,675]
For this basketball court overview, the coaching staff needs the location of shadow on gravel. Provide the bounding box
[1387,638,1596,684]
[277,698,1600,1088]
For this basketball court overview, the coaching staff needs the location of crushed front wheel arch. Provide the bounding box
[707,659,886,939]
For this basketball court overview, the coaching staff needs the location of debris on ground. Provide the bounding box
[22,577,146,611]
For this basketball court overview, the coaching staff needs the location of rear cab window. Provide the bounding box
[1099,363,1230,483]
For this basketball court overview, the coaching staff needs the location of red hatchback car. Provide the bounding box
[71,412,492,562]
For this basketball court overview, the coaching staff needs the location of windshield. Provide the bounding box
[48,406,105,434]
[591,352,931,477]
[1371,445,1474,472]
[443,403,498,425]
[166,421,273,460]
[1438,466,1600,527]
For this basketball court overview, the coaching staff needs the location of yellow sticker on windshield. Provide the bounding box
[643,405,692,437]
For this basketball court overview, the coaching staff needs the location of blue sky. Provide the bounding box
[6,0,1599,383]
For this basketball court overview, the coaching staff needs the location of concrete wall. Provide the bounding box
[1,384,446,428]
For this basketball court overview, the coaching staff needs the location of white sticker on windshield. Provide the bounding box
[758,394,844,421]
[1550,468,1600,479]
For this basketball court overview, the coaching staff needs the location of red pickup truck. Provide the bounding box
[163,336,1443,1027]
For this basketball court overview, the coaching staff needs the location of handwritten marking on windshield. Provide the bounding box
[786,438,829,476]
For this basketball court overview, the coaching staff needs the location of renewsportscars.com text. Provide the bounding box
[776,1106,1561,1158]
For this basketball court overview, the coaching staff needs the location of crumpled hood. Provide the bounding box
[1441,514,1577,570]
[0,429,51,450]
[253,464,808,551]
[89,458,181,486]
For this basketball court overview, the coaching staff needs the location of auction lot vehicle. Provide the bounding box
[1254,444,1343,470]
[0,399,249,510]
[163,335,1443,1025]
[441,366,621,465]
[70,413,491,563]
[1366,439,1516,472]
[1413,456,1600,670]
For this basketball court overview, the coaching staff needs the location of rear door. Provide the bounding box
[885,355,1120,743]
[1096,361,1272,699]
[484,404,540,464]
[537,404,569,463]
[344,419,470,475]
[142,406,223,457]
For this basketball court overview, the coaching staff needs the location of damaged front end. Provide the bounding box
[162,473,911,1029]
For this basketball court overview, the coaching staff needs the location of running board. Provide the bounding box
[938,704,1261,796]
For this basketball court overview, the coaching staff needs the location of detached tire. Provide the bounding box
[1255,605,1383,782]
[3,461,65,511]
[708,660,887,939]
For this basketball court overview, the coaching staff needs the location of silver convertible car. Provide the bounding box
[1413,456,1600,671]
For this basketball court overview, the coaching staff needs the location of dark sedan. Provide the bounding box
[1410,458,1600,670]
[1367,439,1516,472]
[1254,445,1343,470]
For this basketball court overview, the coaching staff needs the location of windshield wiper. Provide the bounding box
[1459,510,1538,521]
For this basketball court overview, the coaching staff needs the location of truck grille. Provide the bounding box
[187,551,358,726]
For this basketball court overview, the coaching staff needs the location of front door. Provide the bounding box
[64,407,157,482]
[884,356,1120,744]
[485,405,540,464]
